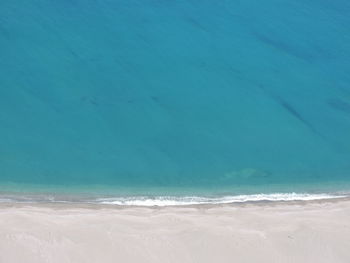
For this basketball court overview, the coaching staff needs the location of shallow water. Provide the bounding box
[1,0,350,200]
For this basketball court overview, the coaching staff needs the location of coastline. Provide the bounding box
[2,180,350,206]
[1,198,350,263]
[0,191,348,206]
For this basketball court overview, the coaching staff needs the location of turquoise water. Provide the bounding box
[1,0,350,201]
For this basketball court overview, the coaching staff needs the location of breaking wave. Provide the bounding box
[0,192,347,207]
[94,193,346,206]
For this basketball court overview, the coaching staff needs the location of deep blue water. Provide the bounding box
[1,0,350,198]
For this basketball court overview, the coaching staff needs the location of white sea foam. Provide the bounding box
[94,193,347,206]
[0,192,347,206]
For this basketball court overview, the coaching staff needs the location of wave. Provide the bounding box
[94,193,347,206]
[0,192,347,206]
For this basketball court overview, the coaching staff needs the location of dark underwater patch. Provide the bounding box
[259,85,324,138]
[252,31,314,62]
[327,98,350,114]
[185,17,209,32]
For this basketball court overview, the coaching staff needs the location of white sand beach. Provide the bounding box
[1,199,350,263]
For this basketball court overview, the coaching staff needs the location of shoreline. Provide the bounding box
[0,190,348,207]
[1,198,350,262]
[1,195,350,209]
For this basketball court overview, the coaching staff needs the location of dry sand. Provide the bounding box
[1,199,350,263]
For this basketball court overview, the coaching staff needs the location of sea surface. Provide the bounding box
[1,0,350,205]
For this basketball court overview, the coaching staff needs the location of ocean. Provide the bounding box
[1,0,350,205]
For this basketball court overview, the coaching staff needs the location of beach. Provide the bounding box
[1,0,350,262]
[1,199,349,263]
